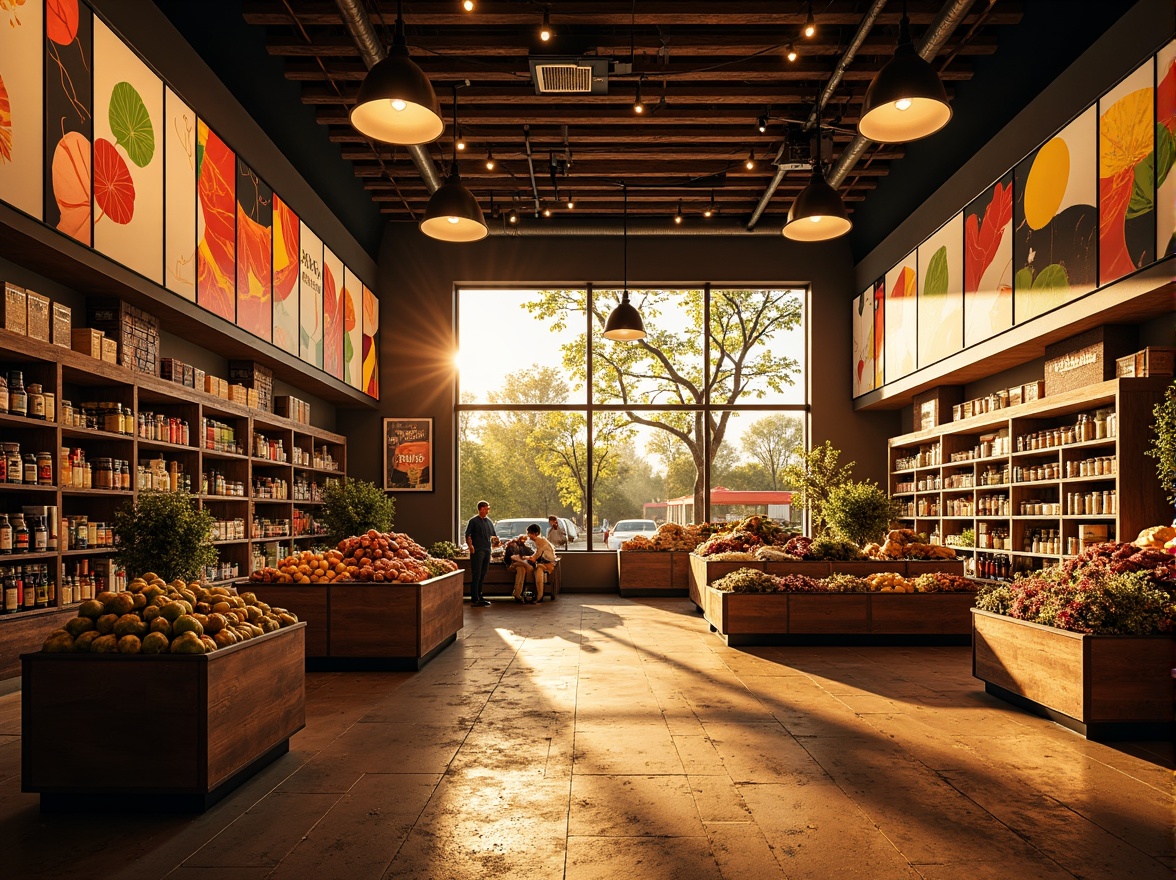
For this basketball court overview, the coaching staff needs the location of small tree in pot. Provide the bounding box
[823,480,899,547]
[113,490,217,582]
[320,478,396,545]
[780,441,854,536]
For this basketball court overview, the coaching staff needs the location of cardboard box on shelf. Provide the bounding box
[228,383,248,403]
[228,360,274,412]
[1118,347,1175,378]
[1022,380,1044,402]
[1078,524,1108,550]
[182,364,195,388]
[160,357,185,383]
[3,283,26,335]
[101,337,119,364]
[71,328,103,359]
[51,302,71,348]
[246,388,259,409]
[25,291,50,342]
[193,368,205,392]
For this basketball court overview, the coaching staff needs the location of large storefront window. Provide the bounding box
[457,286,808,547]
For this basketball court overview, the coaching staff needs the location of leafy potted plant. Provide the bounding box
[112,490,217,582]
[320,478,396,545]
[1145,378,1176,513]
[780,440,854,536]
[823,480,898,547]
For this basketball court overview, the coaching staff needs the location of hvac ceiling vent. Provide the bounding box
[528,57,609,95]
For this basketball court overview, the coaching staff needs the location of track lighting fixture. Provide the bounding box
[858,0,951,143]
[673,200,683,224]
[462,0,474,10]
[349,0,443,145]
[539,7,552,42]
[745,149,756,171]
[420,86,488,242]
[803,2,816,39]
[756,114,768,134]
[634,79,645,114]
[484,148,495,171]
[786,41,798,63]
[603,185,646,342]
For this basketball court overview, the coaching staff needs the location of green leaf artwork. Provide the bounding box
[1032,263,1068,291]
[1014,266,1035,292]
[1125,152,1155,219]
[924,246,949,297]
[109,81,155,168]
[195,140,204,180]
[1156,123,1174,189]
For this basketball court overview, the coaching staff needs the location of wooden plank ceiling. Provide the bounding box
[244,0,1023,225]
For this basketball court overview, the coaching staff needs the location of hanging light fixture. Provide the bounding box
[484,148,495,171]
[703,190,715,218]
[745,149,756,171]
[673,200,683,224]
[633,78,645,114]
[349,0,444,145]
[542,204,553,218]
[786,41,798,63]
[858,0,951,143]
[566,192,575,210]
[420,85,488,242]
[603,185,646,341]
[539,7,552,42]
[756,114,768,134]
[783,110,851,241]
[507,204,519,224]
[462,0,474,11]
[803,2,816,38]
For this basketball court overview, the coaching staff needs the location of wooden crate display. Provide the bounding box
[1043,326,1137,395]
[86,297,161,375]
[229,360,274,412]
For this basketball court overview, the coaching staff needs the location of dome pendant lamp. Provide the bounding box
[603,185,646,341]
[350,0,444,145]
[858,0,951,143]
[782,112,851,242]
[420,86,488,242]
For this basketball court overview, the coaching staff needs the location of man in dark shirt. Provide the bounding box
[464,500,495,606]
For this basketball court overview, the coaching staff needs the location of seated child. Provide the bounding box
[525,523,557,603]
[503,535,535,602]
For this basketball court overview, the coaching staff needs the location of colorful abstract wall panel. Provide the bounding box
[1158,40,1176,258]
[92,18,163,284]
[1013,107,1097,323]
[917,214,963,367]
[1099,59,1155,286]
[44,0,93,245]
[271,193,299,355]
[299,221,323,368]
[235,159,272,341]
[164,87,196,300]
[322,246,344,380]
[872,278,884,389]
[196,120,235,322]
[0,0,43,219]
[963,173,1013,347]
[884,253,917,384]
[852,287,875,397]
[343,267,363,390]
[362,284,379,399]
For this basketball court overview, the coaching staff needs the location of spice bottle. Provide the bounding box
[0,372,7,414]
[0,514,11,554]
[26,383,44,419]
[8,370,26,417]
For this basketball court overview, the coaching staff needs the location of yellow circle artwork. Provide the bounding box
[1024,137,1069,231]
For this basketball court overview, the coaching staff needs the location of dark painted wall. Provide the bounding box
[340,228,901,555]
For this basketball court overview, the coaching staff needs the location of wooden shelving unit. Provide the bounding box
[887,377,1169,578]
[0,327,347,674]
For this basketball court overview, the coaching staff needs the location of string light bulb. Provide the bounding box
[567,192,575,210]
[462,0,474,10]
[543,204,553,218]
[539,7,552,41]
[703,191,715,218]
[485,148,495,171]
[673,200,683,224]
[634,80,644,114]
[745,149,756,171]
[786,41,798,63]
[455,128,465,151]
[508,205,518,224]
[803,3,816,38]
[756,114,768,134]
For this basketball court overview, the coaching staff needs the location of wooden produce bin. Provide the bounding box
[327,569,464,670]
[246,584,329,657]
[972,609,1175,740]
[22,623,306,811]
[617,551,691,596]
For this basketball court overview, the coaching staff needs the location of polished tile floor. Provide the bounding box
[1,595,1172,879]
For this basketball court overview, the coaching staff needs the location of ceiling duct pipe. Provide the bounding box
[523,126,542,215]
[334,0,443,193]
[827,0,978,188]
[488,218,785,236]
[746,0,888,231]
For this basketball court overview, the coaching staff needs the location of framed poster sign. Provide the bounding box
[384,418,434,492]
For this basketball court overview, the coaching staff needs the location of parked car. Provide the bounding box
[494,517,579,549]
[606,519,658,550]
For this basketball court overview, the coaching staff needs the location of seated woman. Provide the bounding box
[525,523,557,603]
[503,535,535,603]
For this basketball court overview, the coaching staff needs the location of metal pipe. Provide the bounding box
[523,125,542,215]
[827,0,978,188]
[746,0,889,230]
[486,218,786,236]
[333,0,443,193]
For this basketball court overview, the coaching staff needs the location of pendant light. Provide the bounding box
[350,0,444,145]
[420,86,488,242]
[603,185,646,341]
[783,109,851,241]
[858,0,951,143]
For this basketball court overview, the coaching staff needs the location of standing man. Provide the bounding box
[547,515,568,550]
[464,500,495,607]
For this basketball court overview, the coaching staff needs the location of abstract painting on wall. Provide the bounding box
[1013,107,1097,323]
[852,287,875,397]
[362,284,379,399]
[963,173,1013,347]
[0,0,43,219]
[44,0,92,245]
[271,193,299,355]
[884,252,917,384]
[196,119,235,322]
[322,246,344,380]
[872,278,884,389]
[93,18,163,284]
[235,159,272,341]
[164,87,196,300]
[917,213,963,367]
[1099,58,1155,286]
[299,220,323,368]
[343,267,363,390]
[1158,39,1176,258]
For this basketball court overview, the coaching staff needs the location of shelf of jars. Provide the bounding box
[887,378,1169,564]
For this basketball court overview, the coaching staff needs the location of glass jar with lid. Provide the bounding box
[26,383,44,419]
